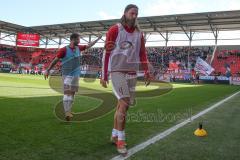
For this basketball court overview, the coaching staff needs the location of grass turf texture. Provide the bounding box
[0,73,239,160]
[130,90,240,160]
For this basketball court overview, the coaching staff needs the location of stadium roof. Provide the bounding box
[1,10,240,40]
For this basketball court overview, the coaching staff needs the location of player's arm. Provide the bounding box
[85,35,102,49]
[44,47,65,80]
[44,57,60,80]
[139,33,151,86]
[100,25,118,88]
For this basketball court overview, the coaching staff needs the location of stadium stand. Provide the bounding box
[1,44,239,76]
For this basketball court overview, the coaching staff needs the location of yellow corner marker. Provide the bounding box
[194,123,207,137]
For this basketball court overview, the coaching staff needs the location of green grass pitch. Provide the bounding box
[0,73,239,160]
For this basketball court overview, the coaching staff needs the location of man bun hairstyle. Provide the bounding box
[124,4,138,13]
[120,4,140,31]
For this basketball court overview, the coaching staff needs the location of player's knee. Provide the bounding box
[64,90,75,95]
[119,97,130,108]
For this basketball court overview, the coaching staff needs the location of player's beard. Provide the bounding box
[74,41,79,46]
[126,18,136,27]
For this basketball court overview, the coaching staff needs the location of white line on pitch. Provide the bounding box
[110,90,240,160]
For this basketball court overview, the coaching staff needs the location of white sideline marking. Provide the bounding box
[110,91,240,160]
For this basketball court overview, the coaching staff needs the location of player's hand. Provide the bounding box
[44,69,49,80]
[97,34,102,40]
[144,73,151,87]
[100,79,108,88]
